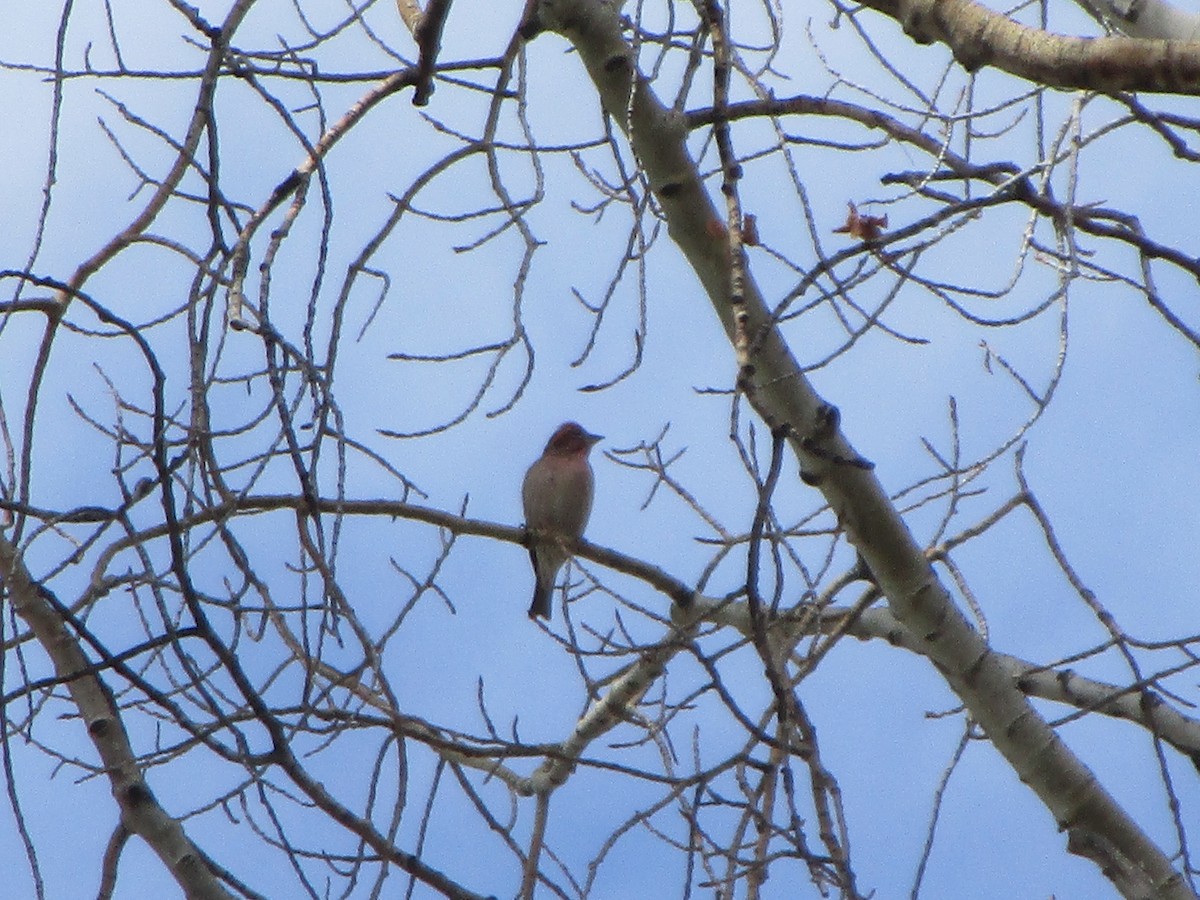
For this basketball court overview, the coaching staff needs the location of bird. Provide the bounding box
[521,421,603,620]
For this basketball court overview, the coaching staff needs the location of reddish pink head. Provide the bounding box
[543,421,603,457]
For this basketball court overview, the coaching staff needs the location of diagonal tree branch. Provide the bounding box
[0,536,235,900]
[862,0,1200,94]
[532,1,1195,896]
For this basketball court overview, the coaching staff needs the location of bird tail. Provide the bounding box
[528,583,552,620]
[527,543,555,620]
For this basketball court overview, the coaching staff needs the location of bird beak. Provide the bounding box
[586,432,603,445]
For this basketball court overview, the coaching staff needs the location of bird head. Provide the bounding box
[545,421,603,457]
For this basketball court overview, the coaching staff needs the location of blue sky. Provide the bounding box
[2,1,1199,898]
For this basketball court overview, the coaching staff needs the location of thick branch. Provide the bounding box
[867,0,1200,94]
[0,537,233,900]
[532,1,1195,896]
[697,598,1200,768]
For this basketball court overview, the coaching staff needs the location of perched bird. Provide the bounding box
[521,422,603,620]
